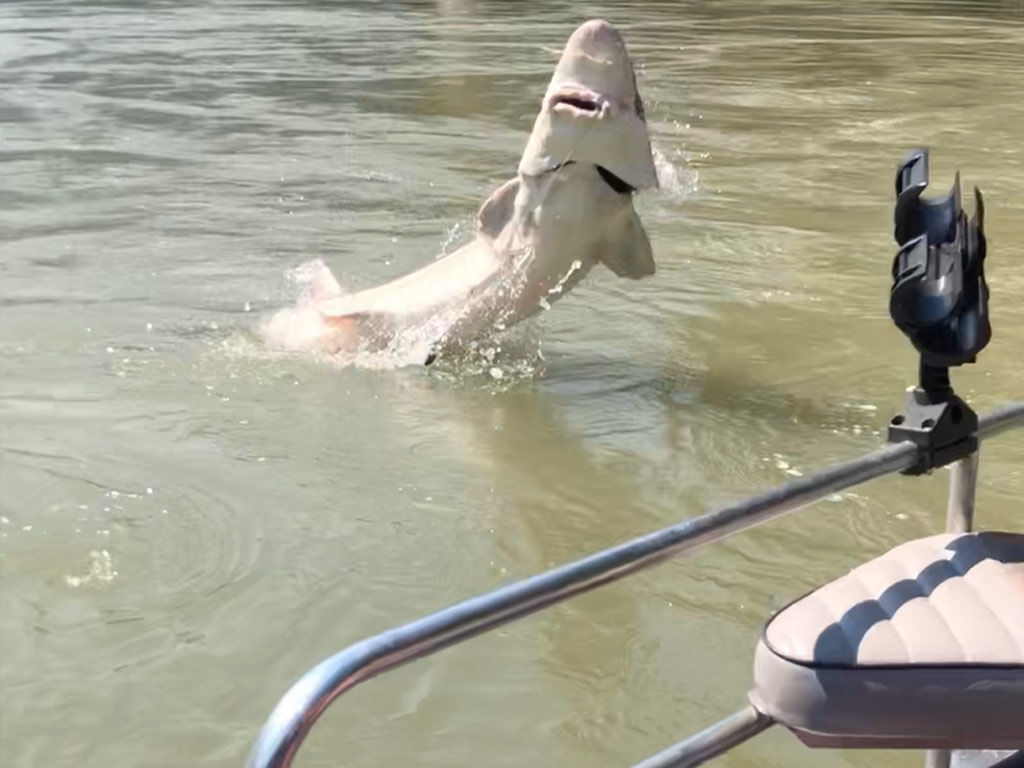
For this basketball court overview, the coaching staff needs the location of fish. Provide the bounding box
[265,19,658,363]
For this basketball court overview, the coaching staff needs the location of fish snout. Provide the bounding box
[566,19,626,57]
[517,18,658,191]
[549,19,637,118]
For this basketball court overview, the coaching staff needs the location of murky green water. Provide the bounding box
[2,1,1022,766]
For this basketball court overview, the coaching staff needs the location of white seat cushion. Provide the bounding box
[751,532,1024,748]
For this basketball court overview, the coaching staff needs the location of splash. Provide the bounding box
[427,326,546,389]
[653,145,698,200]
[65,549,118,588]
[259,259,348,357]
[258,245,543,379]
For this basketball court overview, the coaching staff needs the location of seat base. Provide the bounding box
[952,750,1024,768]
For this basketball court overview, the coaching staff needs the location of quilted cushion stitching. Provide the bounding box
[924,536,1022,663]
[957,563,1024,662]
[844,565,911,665]
[867,537,1020,664]
[872,547,916,662]
[902,554,968,663]
[766,533,1024,667]
[797,591,849,662]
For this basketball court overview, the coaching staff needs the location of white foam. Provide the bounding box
[653,145,698,200]
[257,248,543,379]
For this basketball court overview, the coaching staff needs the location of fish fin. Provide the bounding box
[597,209,655,279]
[307,260,345,303]
[477,177,520,238]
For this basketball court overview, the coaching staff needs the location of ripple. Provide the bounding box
[0,422,268,717]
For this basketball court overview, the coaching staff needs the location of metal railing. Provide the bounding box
[246,401,1024,768]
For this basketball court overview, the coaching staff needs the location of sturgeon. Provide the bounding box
[266,19,659,362]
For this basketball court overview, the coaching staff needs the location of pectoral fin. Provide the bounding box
[477,177,520,238]
[598,209,655,279]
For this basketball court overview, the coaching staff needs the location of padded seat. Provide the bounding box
[751,532,1024,749]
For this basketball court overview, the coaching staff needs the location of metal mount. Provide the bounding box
[887,379,978,476]
[887,149,989,475]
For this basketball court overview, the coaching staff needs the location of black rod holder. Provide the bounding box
[887,149,990,475]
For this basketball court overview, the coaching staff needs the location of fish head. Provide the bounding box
[518,19,658,192]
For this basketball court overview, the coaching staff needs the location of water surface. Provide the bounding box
[2,1,1023,767]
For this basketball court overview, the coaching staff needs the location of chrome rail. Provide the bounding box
[946,452,981,534]
[629,706,774,768]
[246,402,1024,768]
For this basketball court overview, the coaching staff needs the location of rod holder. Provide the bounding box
[887,149,990,475]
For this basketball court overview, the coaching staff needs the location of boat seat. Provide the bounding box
[750,531,1024,749]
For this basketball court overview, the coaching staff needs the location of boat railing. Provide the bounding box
[244,400,1024,768]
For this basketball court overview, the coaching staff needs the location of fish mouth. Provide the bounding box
[549,88,607,117]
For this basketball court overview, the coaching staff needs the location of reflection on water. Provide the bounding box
[1,1,1023,767]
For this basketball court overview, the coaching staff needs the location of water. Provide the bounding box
[2,1,1023,766]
